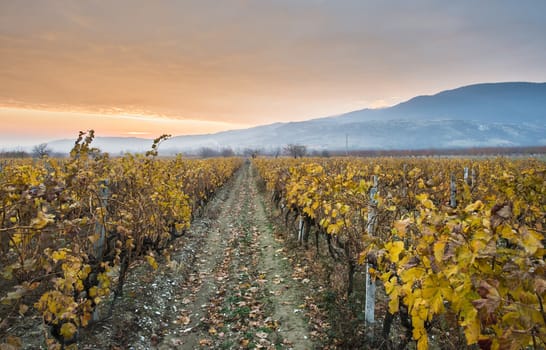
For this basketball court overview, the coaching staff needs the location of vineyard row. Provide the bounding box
[0,132,243,348]
[254,157,545,350]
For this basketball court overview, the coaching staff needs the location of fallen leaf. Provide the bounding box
[179,315,191,325]
[0,344,19,350]
[18,304,29,316]
[199,339,212,346]
[256,331,268,339]
[6,336,22,348]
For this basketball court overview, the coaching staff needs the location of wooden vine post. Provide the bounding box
[365,175,378,328]
[0,163,5,254]
[44,161,54,175]
[93,179,109,321]
[94,179,110,260]
[450,172,457,208]
[298,215,304,244]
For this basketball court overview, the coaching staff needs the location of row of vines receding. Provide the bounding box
[254,156,545,350]
[0,130,243,349]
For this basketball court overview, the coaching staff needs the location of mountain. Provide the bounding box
[49,82,546,154]
[337,82,546,123]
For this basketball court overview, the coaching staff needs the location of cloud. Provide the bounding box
[0,107,254,148]
[125,131,152,135]
[1,0,545,129]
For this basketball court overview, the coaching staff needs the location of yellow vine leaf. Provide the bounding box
[10,233,23,247]
[385,241,404,263]
[463,318,480,345]
[393,218,411,237]
[51,249,69,262]
[422,275,452,315]
[498,224,517,241]
[30,211,54,229]
[387,286,400,314]
[457,245,474,267]
[464,200,484,213]
[416,193,434,209]
[459,301,479,345]
[415,193,427,202]
[60,322,77,340]
[80,310,92,328]
[88,233,100,245]
[423,199,434,209]
[327,222,340,234]
[411,312,427,343]
[417,335,428,350]
[519,227,543,255]
[400,267,425,284]
[386,205,397,212]
[303,207,314,218]
[146,255,159,270]
[433,241,445,262]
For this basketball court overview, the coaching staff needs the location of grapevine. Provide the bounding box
[254,156,545,349]
[0,131,242,348]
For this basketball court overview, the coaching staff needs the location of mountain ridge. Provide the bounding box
[47,81,546,154]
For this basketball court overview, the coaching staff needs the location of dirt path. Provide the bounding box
[251,166,313,350]
[77,161,313,349]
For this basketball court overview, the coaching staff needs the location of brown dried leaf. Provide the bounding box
[179,315,191,325]
[0,344,19,350]
[18,304,29,316]
[256,331,268,339]
[5,336,22,349]
[535,278,546,295]
[199,339,212,346]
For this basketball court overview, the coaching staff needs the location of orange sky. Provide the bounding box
[1,1,546,148]
[0,108,251,146]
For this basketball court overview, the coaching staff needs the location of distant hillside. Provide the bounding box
[48,82,546,154]
[338,82,546,123]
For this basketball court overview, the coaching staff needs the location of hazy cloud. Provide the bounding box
[1,0,545,128]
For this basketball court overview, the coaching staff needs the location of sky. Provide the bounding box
[1,0,546,148]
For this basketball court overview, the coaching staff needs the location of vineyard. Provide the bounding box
[0,131,242,349]
[1,141,545,349]
[254,156,545,350]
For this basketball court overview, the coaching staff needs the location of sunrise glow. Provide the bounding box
[1,1,545,149]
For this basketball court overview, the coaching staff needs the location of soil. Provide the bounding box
[4,161,321,349]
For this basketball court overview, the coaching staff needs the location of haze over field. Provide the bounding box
[1,1,546,149]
